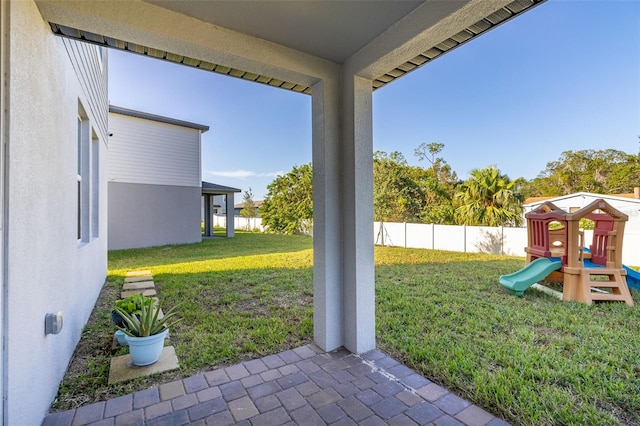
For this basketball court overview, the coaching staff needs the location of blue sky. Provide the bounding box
[108,0,640,200]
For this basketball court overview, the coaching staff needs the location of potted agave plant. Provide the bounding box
[114,297,181,366]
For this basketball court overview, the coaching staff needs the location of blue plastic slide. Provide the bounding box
[499,258,562,296]
[623,265,640,290]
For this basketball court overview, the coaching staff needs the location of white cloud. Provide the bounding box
[209,169,285,179]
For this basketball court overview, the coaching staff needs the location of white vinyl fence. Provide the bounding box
[374,222,527,256]
[212,215,640,266]
[213,214,264,232]
[374,222,640,266]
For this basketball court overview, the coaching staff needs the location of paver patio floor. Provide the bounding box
[42,344,509,426]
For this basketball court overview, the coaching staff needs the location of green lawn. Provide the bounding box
[56,233,639,425]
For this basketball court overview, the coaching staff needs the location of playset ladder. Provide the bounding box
[580,268,634,306]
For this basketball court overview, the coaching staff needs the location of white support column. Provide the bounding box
[341,75,375,353]
[203,194,212,237]
[311,78,343,352]
[0,0,7,420]
[312,74,376,354]
[225,193,235,238]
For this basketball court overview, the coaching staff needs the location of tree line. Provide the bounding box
[256,146,640,234]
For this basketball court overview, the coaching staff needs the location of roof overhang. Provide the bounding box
[109,105,209,132]
[38,0,545,95]
[202,181,242,196]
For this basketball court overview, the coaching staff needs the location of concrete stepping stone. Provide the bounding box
[122,280,155,291]
[108,346,179,384]
[125,270,152,277]
[121,288,156,298]
[124,275,153,283]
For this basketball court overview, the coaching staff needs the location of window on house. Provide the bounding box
[77,106,97,243]
[77,104,99,243]
[77,116,84,240]
[91,131,99,238]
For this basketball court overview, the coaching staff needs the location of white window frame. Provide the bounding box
[77,105,95,244]
[91,130,99,239]
[77,115,84,241]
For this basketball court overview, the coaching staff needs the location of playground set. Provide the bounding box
[500,199,638,306]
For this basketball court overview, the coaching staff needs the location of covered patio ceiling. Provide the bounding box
[44,0,543,94]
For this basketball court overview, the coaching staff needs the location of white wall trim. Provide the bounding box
[0,0,9,422]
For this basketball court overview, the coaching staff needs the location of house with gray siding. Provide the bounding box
[108,106,209,250]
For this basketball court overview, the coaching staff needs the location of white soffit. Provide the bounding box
[45,0,544,95]
[145,1,425,65]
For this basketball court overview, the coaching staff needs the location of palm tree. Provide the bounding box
[454,166,523,227]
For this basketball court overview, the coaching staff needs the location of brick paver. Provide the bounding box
[227,396,259,422]
[104,395,132,418]
[247,380,282,400]
[434,416,466,426]
[183,374,208,394]
[144,401,172,420]
[416,382,450,402]
[317,403,346,423]
[170,393,198,411]
[338,396,375,422]
[243,358,268,375]
[262,353,286,369]
[370,396,407,419]
[158,380,185,401]
[187,398,227,422]
[260,368,282,382]
[220,381,248,402]
[254,394,281,413]
[389,412,420,426]
[196,386,222,403]
[405,401,445,424]
[42,410,75,426]
[277,371,308,389]
[292,345,318,359]
[225,364,250,381]
[435,392,471,416]
[455,405,495,426]
[72,402,104,425]
[42,344,510,425]
[290,404,325,426]
[276,387,306,411]
[250,406,291,425]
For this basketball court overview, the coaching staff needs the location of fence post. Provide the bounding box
[501,226,504,255]
[404,222,407,248]
[463,224,466,253]
[431,223,435,249]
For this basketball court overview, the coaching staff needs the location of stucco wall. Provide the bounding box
[7,2,108,424]
[109,182,201,250]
